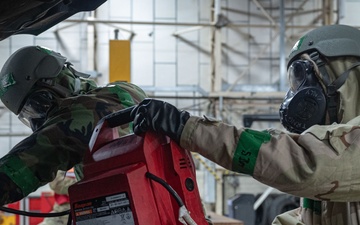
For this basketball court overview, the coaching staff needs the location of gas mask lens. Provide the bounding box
[18,91,54,131]
[288,60,313,92]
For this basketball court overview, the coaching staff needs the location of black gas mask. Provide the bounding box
[18,90,55,131]
[279,59,326,133]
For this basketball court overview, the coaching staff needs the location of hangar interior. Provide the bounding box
[0,0,358,224]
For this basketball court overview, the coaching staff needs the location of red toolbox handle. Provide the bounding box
[103,105,135,128]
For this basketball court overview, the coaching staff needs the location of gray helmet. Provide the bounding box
[0,46,66,115]
[288,24,360,68]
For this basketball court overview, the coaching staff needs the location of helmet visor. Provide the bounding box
[18,91,54,131]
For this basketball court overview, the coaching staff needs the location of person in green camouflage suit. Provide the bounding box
[0,45,147,207]
[130,24,360,225]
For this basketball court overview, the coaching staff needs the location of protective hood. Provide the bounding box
[0,0,106,41]
[324,57,360,124]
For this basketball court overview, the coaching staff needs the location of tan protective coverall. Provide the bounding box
[180,115,360,225]
[177,55,360,225]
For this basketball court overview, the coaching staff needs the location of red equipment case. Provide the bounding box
[68,107,209,225]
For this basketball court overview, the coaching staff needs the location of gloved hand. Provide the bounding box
[0,173,23,206]
[130,99,190,144]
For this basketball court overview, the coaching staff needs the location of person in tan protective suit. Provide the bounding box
[38,169,76,225]
[130,24,360,225]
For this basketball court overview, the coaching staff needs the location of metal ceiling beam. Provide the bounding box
[65,18,329,29]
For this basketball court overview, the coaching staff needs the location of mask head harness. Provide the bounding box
[279,51,360,133]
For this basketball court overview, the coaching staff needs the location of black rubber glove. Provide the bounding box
[0,173,23,206]
[130,99,190,144]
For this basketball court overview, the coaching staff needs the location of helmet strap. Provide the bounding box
[309,52,331,85]
[309,52,337,123]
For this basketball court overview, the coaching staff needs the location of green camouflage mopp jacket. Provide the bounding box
[0,81,147,202]
[180,115,360,225]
